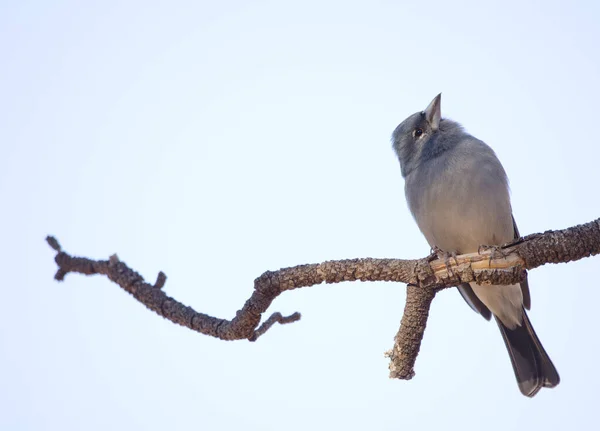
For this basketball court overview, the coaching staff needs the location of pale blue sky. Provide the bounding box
[1,1,600,430]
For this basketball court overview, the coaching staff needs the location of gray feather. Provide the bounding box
[512,215,531,310]
[457,283,492,320]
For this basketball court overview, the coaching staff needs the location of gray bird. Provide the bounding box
[391,94,559,397]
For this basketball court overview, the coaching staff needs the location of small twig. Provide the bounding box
[249,311,302,341]
[154,271,167,289]
[46,235,62,252]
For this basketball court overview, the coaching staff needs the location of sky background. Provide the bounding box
[1,1,600,430]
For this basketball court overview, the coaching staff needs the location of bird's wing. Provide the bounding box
[512,215,531,310]
[457,214,531,319]
[458,283,492,320]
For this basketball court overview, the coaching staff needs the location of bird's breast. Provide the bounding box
[405,154,514,253]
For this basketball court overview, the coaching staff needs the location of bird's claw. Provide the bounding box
[478,244,508,260]
[431,246,458,276]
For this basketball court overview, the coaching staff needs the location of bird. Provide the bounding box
[391,94,559,397]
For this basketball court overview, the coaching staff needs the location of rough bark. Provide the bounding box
[387,285,436,379]
[46,217,600,380]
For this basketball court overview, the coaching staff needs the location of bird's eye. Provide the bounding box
[414,128,423,137]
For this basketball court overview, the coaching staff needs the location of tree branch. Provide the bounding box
[386,284,436,379]
[46,217,600,380]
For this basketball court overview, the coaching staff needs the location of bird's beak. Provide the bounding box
[424,93,442,131]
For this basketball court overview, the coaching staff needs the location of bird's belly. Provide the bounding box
[421,206,505,253]
[409,177,514,254]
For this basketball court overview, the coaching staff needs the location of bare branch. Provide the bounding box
[386,285,436,379]
[46,218,600,380]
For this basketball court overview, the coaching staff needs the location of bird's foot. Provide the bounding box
[430,246,458,276]
[477,244,508,260]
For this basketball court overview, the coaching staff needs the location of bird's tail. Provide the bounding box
[495,309,560,397]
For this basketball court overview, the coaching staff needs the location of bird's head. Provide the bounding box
[392,93,443,177]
